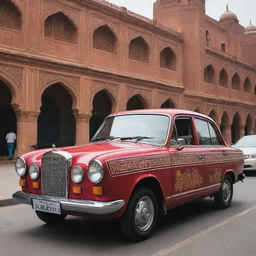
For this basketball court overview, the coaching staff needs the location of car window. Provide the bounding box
[194,119,211,145]
[195,118,222,146]
[208,122,222,145]
[171,118,194,146]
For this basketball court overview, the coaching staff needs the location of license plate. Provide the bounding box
[32,199,61,215]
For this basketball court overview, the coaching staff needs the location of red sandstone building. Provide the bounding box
[0,0,255,157]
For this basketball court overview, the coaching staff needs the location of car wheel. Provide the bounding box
[214,175,233,209]
[35,211,67,224]
[120,187,158,242]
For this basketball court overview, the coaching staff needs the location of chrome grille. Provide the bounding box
[41,151,69,197]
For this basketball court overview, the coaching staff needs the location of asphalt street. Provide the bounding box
[0,175,256,256]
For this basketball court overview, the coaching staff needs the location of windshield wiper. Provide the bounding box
[91,136,119,142]
[120,136,154,142]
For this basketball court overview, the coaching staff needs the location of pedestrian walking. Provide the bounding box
[5,131,16,159]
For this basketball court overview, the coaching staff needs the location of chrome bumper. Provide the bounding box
[13,191,125,215]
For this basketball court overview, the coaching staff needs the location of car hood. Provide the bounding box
[22,142,165,167]
[233,147,256,155]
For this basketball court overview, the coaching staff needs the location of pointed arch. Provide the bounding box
[244,77,251,93]
[0,0,21,30]
[44,12,77,43]
[232,73,241,90]
[90,89,115,139]
[208,109,218,123]
[127,94,148,110]
[93,25,117,53]
[129,36,149,63]
[38,83,76,148]
[231,112,242,143]
[219,69,228,87]
[245,114,253,135]
[194,108,202,113]
[160,99,176,108]
[160,47,176,70]
[0,79,17,156]
[204,65,215,84]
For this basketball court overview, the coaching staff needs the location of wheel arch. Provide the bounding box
[130,175,166,215]
[223,169,235,183]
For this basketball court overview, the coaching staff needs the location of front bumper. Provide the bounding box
[13,191,125,215]
[244,158,256,171]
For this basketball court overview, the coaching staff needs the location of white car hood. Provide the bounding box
[234,147,256,155]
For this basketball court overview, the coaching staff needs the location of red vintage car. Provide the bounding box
[13,109,245,241]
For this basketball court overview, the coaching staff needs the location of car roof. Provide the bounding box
[109,109,211,120]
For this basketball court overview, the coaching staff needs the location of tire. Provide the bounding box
[214,175,233,209]
[35,211,67,224]
[120,187,158,242]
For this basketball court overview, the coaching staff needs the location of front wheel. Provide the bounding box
[120,188,158,242]
[214,176,233,209]
[35,211,67,224]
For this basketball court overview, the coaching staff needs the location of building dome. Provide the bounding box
[220,6,238,22]
[245,21,256,34]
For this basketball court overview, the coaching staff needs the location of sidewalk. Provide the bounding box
[0,161,20,207]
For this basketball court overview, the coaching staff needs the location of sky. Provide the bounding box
[107,0,255,28]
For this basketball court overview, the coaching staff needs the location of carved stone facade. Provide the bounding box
[0,0,255,156]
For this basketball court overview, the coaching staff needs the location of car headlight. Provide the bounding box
[88,160,104,184]
[29,164,39,180]
[15,157,27,177]
[250,154,256,159]
[71,165,84,184]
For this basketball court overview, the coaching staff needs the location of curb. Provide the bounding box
[0,198,20,207]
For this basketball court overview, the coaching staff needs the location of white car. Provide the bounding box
[233,135,256,172]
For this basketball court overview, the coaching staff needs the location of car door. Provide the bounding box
[169,116,206,205]
[193,118,227,191]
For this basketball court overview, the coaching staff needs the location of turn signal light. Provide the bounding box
[72,186,82,195]
[92,187,103,196]
[19,179,27,187]
[32,182,40,189]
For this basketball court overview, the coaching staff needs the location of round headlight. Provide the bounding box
[71,165,84,184]
[88,160,104,184]
[29,164,39,180]
[15,157,26,177]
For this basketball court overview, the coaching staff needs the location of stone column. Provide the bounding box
[74,113,91,145]
[222,125,232,145]
[15,111,39,156]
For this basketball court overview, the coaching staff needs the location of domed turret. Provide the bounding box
[245,20,256,34]
[220,5,238,23]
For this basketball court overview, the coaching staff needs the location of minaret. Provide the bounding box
[154,0,206,92]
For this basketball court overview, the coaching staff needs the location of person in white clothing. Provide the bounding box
[5,131,16,159]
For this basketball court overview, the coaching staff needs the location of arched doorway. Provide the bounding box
[38,84,75,148]
[209,110,218,124]
[127,94,147,110]
[160,99,175,108]
[231,113,241,143]
[0,80,17,156]
[245,115,253,135]
[90,90,113,139]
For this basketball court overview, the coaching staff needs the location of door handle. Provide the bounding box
[198,155,205,160]
[223,151,228,156]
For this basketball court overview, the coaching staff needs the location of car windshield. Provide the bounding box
[91,114,170,146]
[233,136,256,147]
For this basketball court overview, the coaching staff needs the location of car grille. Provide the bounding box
[41,151,69,197]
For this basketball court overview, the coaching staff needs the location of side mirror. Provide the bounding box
[177,138,185,151]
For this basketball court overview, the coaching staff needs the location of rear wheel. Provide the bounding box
[120,187,158,242]
[35,211,67,224]
[214,176,233,209]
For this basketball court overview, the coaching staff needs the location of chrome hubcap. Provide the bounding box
[222,180,231,204]
[134,196,154,232]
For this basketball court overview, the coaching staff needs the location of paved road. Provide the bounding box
[1,176,256,256]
